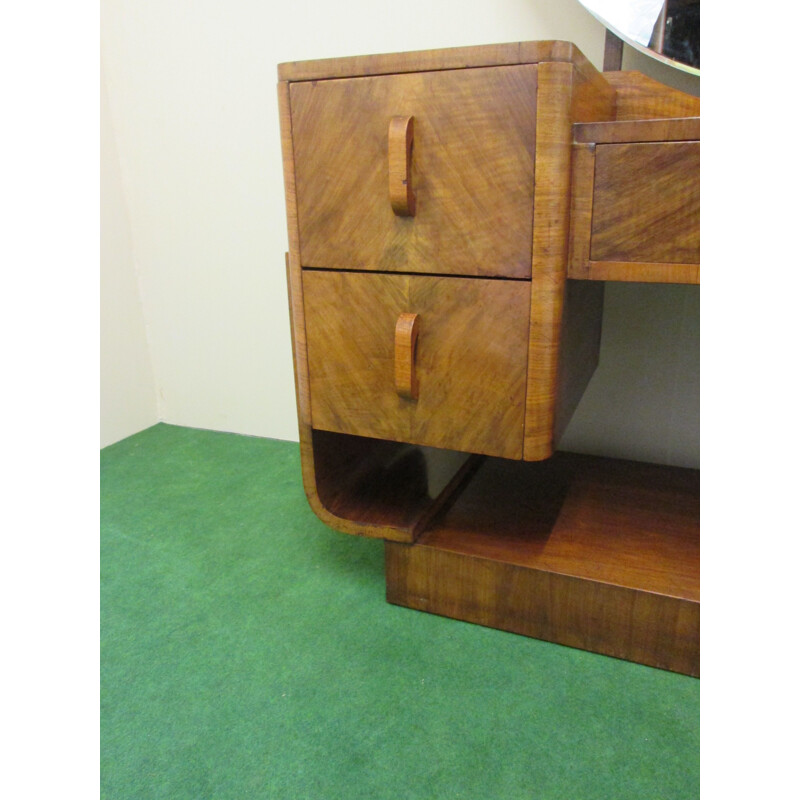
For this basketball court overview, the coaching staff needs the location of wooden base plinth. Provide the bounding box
[385,453,699,676]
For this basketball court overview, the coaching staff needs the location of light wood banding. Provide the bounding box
[572,261,700,284]
[394,312,420,400]
[523,61,613,461]
[388,116,416,216]
[574,116,699,144]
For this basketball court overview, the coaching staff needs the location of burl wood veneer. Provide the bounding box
[278,41,700,674]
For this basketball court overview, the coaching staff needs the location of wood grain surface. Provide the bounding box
[568,143,700,283]
[287,247,477,542]
[573,261,700,284]
[591,141,700,264]
[303,270,410,443]
[603,71,700,120]
[394,312,419,400]
[523,62,613,462]
[279,40,588,82]
[566,143,596,274]
[286,257,412,541]
[568,119,700,285]
[290,64,538,278]
[523,61,574,462]
[409,274,529,459]
[302,270,530,459]
[416,453,699,598]
[386,542,699,675]
[574,116,700,144]
[385,452,699,674]
[280,44,701,674]
[388,116,416,217]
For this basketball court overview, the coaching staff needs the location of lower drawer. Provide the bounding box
[302,270,530,459]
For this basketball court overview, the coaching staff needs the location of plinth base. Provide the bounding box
[385,452,699,676]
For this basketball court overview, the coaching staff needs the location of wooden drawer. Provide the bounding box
[290,65,538,278]
[302,270,530,459]
[568,127,699,284]
[591,141,699,264]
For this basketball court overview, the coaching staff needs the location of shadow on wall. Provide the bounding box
[559,282,699,468]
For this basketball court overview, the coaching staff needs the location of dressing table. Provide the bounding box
[278,40,699,675]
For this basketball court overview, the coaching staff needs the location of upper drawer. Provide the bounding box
[289,64,538,278]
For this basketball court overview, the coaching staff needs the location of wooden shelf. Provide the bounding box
[385,452,699,676]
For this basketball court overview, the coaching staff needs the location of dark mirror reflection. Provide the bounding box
[653,0,699,69]
[579,0,700,74]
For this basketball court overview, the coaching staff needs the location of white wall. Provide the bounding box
[101,0,699,466]
[100,60,158,447]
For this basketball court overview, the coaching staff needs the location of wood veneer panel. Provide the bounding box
[303,270,529,460]
[417,453,699,598]
[302,431,477,543]
[290,65,537,278]
[591,141,700,265]
[572,117,700,144]
[570,65,616,125]
[523,63,613,462]
[279,80,308,424]
[386,544,699,675]
[523,62,574,462]
[559,104,611,400]
[410,275,529,460]
[312,431,431,535]
[279,40,585,82]
[568,133,700,284]
[286,259,409,541]
[574,261,700,284]
[574,117,700,144]
[385,453,700,674]
[567,143,595,278]
[603,71,699,120]
[303,270,411,443]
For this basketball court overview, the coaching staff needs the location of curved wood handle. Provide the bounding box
[394,312,420,400]
[389,116,416,217]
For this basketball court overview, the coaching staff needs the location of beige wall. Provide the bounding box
[100,0,699,466]
[100,62,158,447]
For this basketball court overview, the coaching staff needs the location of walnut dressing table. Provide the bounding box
[278,41,700,676]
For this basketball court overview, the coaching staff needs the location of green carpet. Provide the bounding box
[101,423,699,799]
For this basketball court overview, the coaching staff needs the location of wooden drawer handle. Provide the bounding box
[394,312,420,400]
[389,116,416,217]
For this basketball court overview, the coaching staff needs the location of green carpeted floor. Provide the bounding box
[101,423,699,799]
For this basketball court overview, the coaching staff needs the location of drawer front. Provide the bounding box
[290,65,537,278]
[303,270,529,459]
[590,141,700,264]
